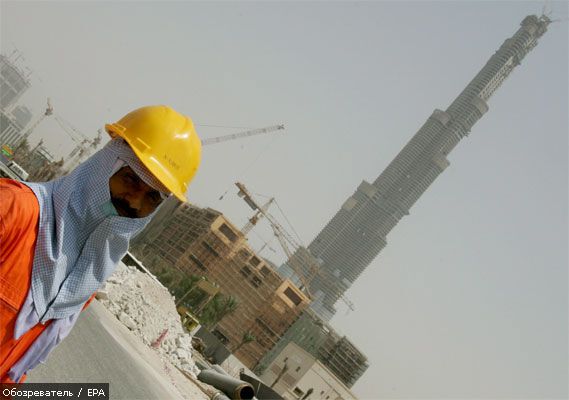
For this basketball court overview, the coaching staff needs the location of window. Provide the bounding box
[251,276,262,288]
[240,266,252,278]
[284,287,303,306]
[249,256,261,267]
[189,254,206,271]
[260,266,271,277]
[256,318,277,337]
[218,223,238,242]
[202,241,219,257]
[238,248,251,260]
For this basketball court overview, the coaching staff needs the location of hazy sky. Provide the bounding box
[1,1,567,399]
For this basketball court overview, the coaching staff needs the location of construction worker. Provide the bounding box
[0,105,201,383]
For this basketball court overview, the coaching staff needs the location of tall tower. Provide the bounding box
[296,15,551,321]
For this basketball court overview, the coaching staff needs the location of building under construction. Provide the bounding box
[256,308,369,389]
[131,202,311,368]
[0,53,30,110]
[0,54,32,148]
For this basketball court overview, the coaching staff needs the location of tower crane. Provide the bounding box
[240,196,274,235]
[202,124,284,146]
[14,98,53,151]
[235,183,312,295]
[53,114,89,144]
[62,128,102,172]
[234,182,355,312]
[14,98,98,169]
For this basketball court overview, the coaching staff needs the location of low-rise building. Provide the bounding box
[261,342,357,400]
[256,309,369,388]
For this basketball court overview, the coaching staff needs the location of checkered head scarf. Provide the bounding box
[20,138,169,327]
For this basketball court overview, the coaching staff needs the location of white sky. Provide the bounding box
[1,1,567,398]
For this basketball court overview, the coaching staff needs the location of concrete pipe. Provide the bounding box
[211,391,231,400]
[197,369,255,400]
[211,364,230,376]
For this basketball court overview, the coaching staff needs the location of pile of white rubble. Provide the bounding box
[96,261,200,378]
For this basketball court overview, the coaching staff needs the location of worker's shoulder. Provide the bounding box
[0,178,36,196]
[0,178,39,217]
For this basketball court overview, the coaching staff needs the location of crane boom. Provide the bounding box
[235,182,312,295]
[202,124,284,146]
[53,114,89,143]
[234,182,356,312]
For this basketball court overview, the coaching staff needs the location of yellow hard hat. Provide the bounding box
[105,105,201,202]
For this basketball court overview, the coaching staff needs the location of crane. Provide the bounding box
[234,182,355,312]
[14,97,97,168]
[240,197,274,236]
[235,183,312,294]
[14,98,53,151]
[62,128,102,172]
[53,114,90,144]
[49,110,102,172]
[202,124,284,146]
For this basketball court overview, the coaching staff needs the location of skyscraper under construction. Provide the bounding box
[289,15,551,321]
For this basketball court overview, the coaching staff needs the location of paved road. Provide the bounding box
[26,301,188,400]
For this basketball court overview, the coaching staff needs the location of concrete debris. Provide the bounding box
[118,311,137,331]
[97,261,200,381]
[94,290,108,301]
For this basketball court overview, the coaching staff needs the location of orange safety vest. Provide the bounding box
[0,179,94,383]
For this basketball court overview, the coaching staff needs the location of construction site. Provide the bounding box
[1,3,566,399]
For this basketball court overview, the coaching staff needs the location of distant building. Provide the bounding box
[26,144,55,174]
[131,203,310,368]
[280,14,553,321]
[0,54,30,110]
[257,309,369,388]
[35,144,55,164]
[11,105,32,130]
[0,109,24,147]
[260,342,357,400]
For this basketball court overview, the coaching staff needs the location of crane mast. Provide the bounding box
[241,197,274,235]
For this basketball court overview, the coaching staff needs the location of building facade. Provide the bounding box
[0,54,32,148]
[11,105,32,130]
[132,203,310,368]
[0,54,30,111]
[257,309,369,388]
[260,342,357,400]
[0,109,26,147]
[280,15,552,321]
